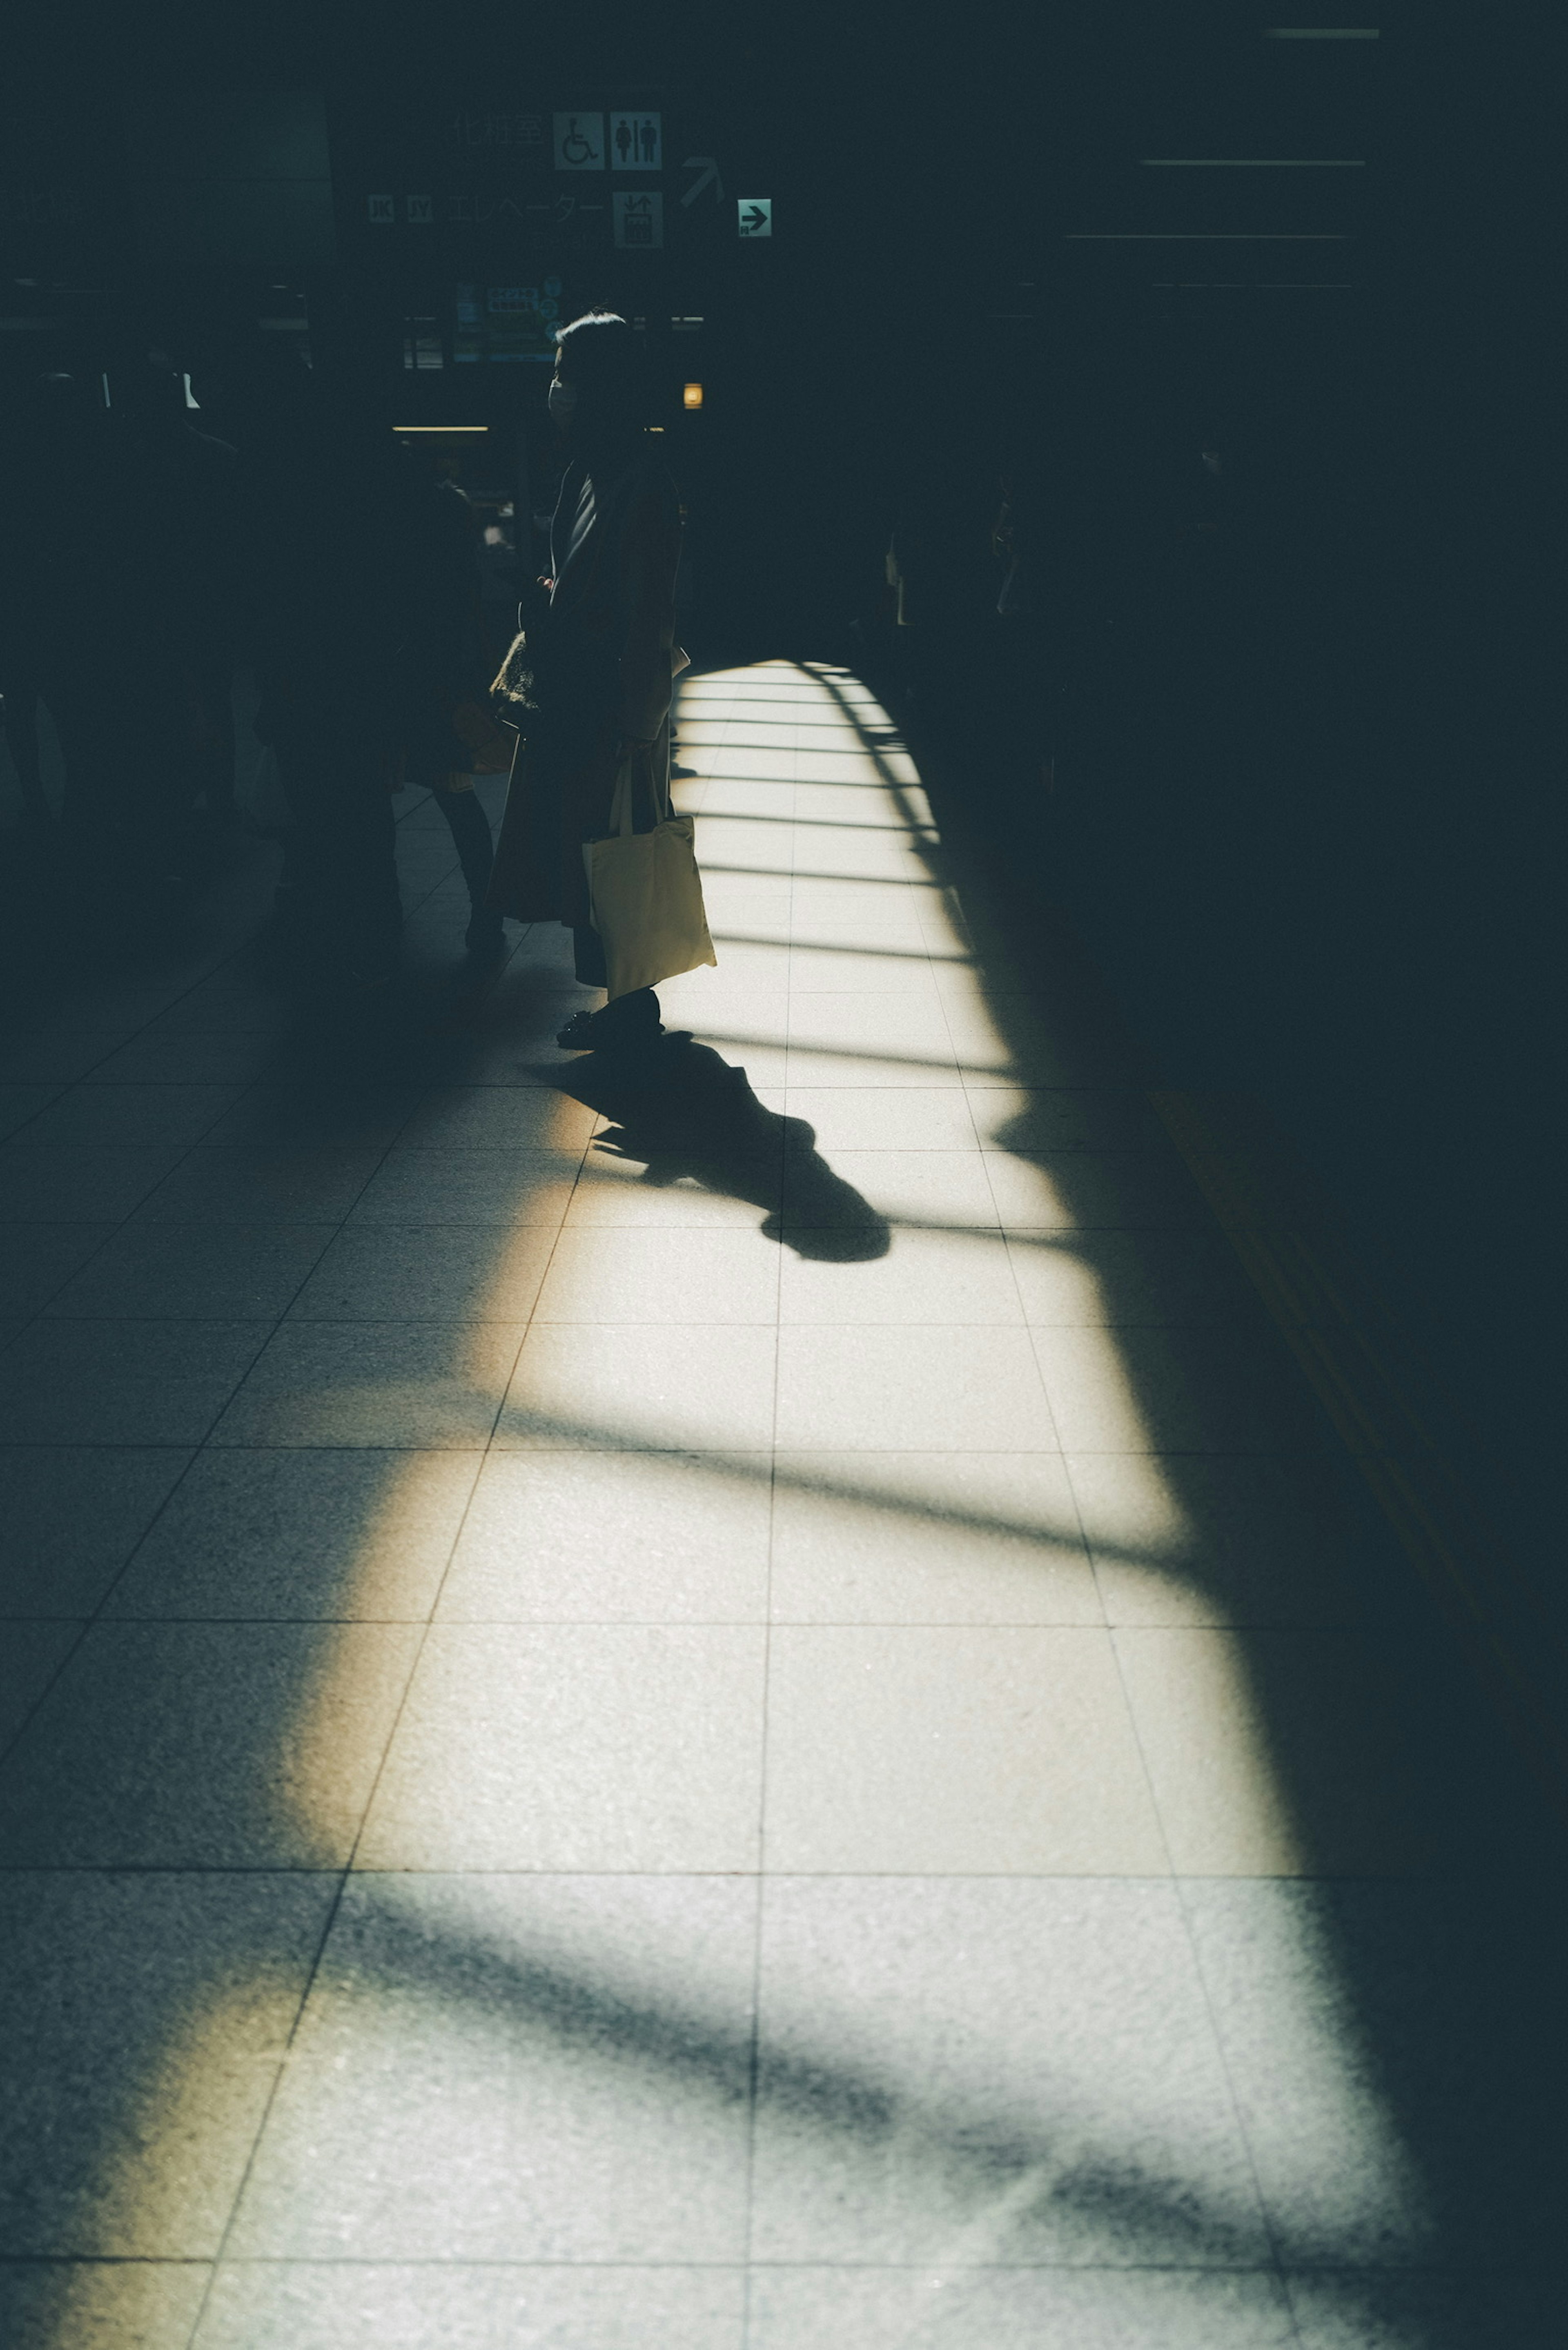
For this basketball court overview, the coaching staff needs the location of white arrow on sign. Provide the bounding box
[681,156,725,207]
[738,197,772,238]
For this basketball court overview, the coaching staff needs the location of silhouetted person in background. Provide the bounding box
[2,359,236,937]
[399,453,510,965]
[97,355,240,927]
[0,372,80,840]
[247,365,505,989]
[488,310,683,1050]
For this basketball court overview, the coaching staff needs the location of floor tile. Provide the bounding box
[981,1149,1208,1228]
[779,1223,1022,1324]
[227,1873,757,2258]
[664,985,792,1042]
[946,1004,1134,1087]
[667,936,791,990]
[194,2263,746,2350]
[784,1087,980,1151]
[675,1009,789,1085]
[0,1619,419,1866]
[356,1623,766,1869]
[788,904,932,957]
[131,1147,384,1225]
[781,1147,999,1228]
[1112,1625,1514,1876]
[1029,1321,1328,1453]
[0,1319,271,1444]
[132,995,287,1042]
[0,1143,186,1223]
[437,1450,772,1621]
[211,1321,525,1449]
[786,1040,965,1089]
[0,1445,194,1614]
[0,1223,116,1316]
[44,1222,334,1319]
[347,1148,580,1226]
[426,994,595,1062]
[496,925,595,982]
[88,1034,283,1086]
[1285,2268,1565,2348]
[496,1322,778,1450]
[380,1029,573,1090]
[787,951,941,1001]
[1187,1879,1568,2274]
[763,1626,1167,1872]
[749,1879,1265,2265]
[0,1618,80,1744]
[0,2259,213,2348]
[748,2268,1294,2347]
[394,1087,598,1151]
[768,1451,1101,1624]
[0,1084,62,1141]
[0,1031,131,1085]
[775,1325,1058,1451]
[790,888,940,944]
[287,1222,556,1321]
[533,1225,780,1325]
[1069,1452,1396,1626]
[19,1084,245,1146]
[702,890,795,935]
[959,1083,1165,1152]
[1006,1226,1259,1326]
[0,1870,336,2252]
[565,1147,783,1227]
[106,1450,478,1620]
[202,1085,423,1148]
[788,995,958,1060]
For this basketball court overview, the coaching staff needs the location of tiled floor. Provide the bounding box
[0,667,1563,2348]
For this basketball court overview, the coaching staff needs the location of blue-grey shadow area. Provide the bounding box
[816,652,1568,2305]
[0,664,1564,2350]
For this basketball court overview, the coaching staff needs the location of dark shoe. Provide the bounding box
[557,1008,601,1050]
[557,992,664,1053]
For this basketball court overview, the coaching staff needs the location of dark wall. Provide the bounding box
[1032,18,1562,1559]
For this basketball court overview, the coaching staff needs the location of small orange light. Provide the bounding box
[682,381,704,410]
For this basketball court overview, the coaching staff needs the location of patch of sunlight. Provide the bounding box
[86,1969,307,2256]
[53,661,1428,2339]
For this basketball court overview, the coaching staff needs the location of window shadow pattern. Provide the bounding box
[0,667,1564,2349]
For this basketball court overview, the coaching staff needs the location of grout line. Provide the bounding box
[727,670,782,2350]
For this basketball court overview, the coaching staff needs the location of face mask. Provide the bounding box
[548,378,577,424]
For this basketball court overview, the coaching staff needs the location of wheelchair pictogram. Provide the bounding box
[553,112,606,171]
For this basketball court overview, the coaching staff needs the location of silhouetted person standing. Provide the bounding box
[488,310,683,1048]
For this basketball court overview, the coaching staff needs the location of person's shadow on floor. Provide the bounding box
[550,1032,891,1262]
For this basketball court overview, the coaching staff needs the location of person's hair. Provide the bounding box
[555,309,647,436]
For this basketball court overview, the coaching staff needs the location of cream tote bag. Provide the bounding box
[583,752,717,1001]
